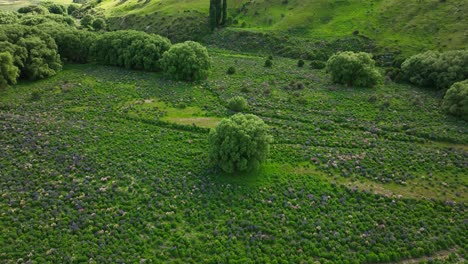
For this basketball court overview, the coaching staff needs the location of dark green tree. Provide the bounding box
[209,0,227,30]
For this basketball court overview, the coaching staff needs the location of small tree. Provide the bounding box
[297,59,305,67]
[67,4,79,15]
[227,96,247,112]
[326,51,381,87]
[160,41,211,81]
[264,59,273,68]
[442,80,468,120]
[209,114,273,173]
[0,52,19,89]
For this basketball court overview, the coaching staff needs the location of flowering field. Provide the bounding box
[1,51,466,263]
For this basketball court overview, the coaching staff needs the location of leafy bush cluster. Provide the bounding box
[442,80,468,120]
[0,24,62,81]
[160,41,211,81]
[326,51,381,87]
[0,52,19,89]
[401,50,468,90]
[209,114,272,173]
[92,30,171,71]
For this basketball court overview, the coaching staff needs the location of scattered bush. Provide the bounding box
[297,59,305,67]
[92,18,106,31]
[92,30,171,71]
[264,59,273,68]
[227,96,247,112]
[209,113,273,173]
[284,81,305,90]
[160,41,211,81]
[227,66,236,75]
[401,50,468,90]
[80,14,94,28]
[326,51,381,87]
[310,60,326,69]
[442,80,468,120]
[0,52,20,88]
[67,4,79,15]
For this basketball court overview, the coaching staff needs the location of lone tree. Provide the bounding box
[209,114,273,173]
[209,0,227,30]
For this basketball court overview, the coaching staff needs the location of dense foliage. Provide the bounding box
[209,114,273,173]
[227,95,247,112]
[401,50,468,90]
[80,14,94,28]
[92,30,171,71]
[17,5,48,14]
[0,24,62,81]
[442,80,468,120]
[0,52,19,88]
[327,51,381,87]
[40,24,97,63]
[160,41,211,81]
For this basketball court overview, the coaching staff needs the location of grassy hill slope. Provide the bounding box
[98,0,467,55]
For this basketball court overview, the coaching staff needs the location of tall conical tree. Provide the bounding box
[209,0,227,30]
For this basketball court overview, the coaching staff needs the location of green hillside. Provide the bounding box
[98,0,467,55]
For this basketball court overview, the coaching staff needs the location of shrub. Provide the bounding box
[160,41,211,81]
[326,51,381,87]
[0,52,20,89]
[442,80,468,120]
[0,11,19,24]
[297,59,305,67]
[401,50,468,90]
[264,59,273,68]
[209,113,273,173]
[18,5,48,14]
[67,4,79,15]
[310,60,326,69]
[92,30,171,71]
[46,4,67,15]
[92,18,106,31]
[227,96,247,112]
[81,14,94,28]
[227,66,236,75]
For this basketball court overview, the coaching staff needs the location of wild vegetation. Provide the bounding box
[0,1,467,263]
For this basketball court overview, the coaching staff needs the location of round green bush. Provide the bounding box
[80,14,94,28]
[227,66,236,75]
[264,59,273,68]
[227,96,247,112]
[442,80,468,120]
[209,114,273,173]
[401,50,468,90]
[297,59,305,67]
[326,51,381,87]
[92,18,106,31]
[160,41,211,81]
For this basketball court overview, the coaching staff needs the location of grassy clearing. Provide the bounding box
[1,51,467,262]
[98,0,467,55]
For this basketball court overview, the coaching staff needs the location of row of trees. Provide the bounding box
[0,14,212,88]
